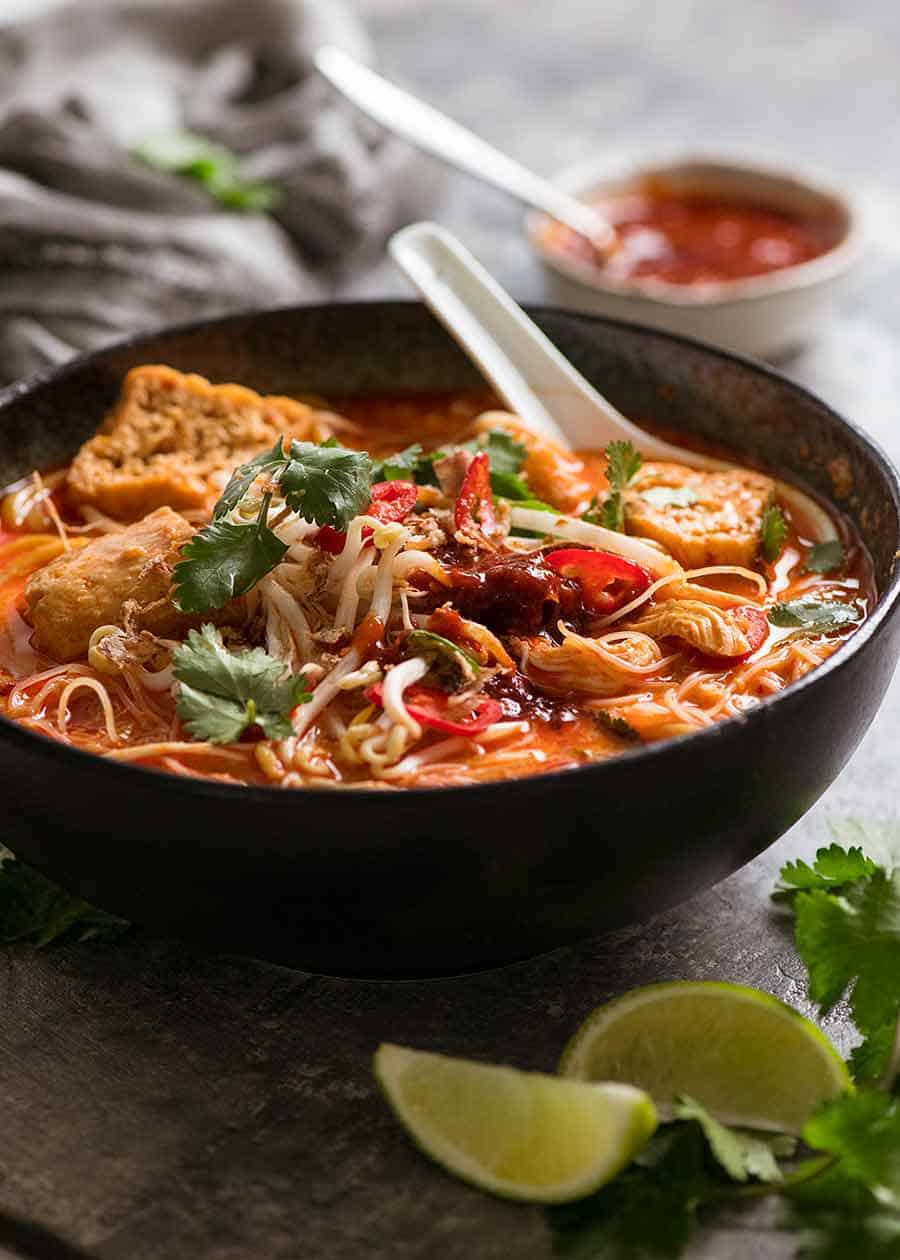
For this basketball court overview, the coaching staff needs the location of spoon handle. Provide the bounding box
[390,222,712,460]
[315,46,616,252]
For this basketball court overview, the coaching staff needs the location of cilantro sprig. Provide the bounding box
[768,599,862,635]
[173,624,311,744]
[546,823,900,1254]
[781,836,900,1086]
[174,436,374,614]
[804,540,846,575]
[584,440,642,532]
[760,502,788,563]
[373,429,533,502]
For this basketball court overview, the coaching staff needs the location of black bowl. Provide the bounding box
[0,303,898,978]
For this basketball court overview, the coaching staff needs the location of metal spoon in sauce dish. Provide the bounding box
[314,45,619,258]
[389,221,837,541]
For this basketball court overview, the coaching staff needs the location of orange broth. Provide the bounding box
[0,392,873,789]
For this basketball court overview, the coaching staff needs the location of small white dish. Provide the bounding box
[526,152,865,359]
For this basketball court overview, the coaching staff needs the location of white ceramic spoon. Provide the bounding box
[389,221,721,465]
[388,222,837,540]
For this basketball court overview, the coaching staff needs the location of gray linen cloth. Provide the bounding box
[0,0,427,384]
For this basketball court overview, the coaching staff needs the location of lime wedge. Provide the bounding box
[374,1043,657,1203]
[560,980,851,1135]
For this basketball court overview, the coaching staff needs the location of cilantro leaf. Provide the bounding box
[804,540,847,575]
[595,441,643,533]
[173,624,310,744]
[849,1024,898,1091]
[803,1092,900,1210]
[372,443,439,484]
[462,429,532,500]
[214,439,288,519]
[133,131,279,213]
[768,599,861,633]
[605,440,643,491]
[828,820,900,873]
[793,867,900,1083]
[761,503,788,563]
[406,630,481,686]
[784,1162,900,1260]
[548,1125,716,1259]
[639,485,697,510]
[0,847,129,946]
[600,492,625,532]
[776,844,878,896]
[466,429,528,477]
[581,494,602,524]
[279,440,374,529]
[673,1096,784,1184]
[173,514,287,613]
[489,469,533,501]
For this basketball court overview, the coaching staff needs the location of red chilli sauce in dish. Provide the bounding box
[540,179,843,288]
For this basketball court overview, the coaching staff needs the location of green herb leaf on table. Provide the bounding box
[804,540,847,575]
[768,599,862,634]
[783,1161,900,1260]
[803,1091,900,1210]
[173,514,287,613]
[174,624,311,744]
[789,854,900,1085]
[279,441,374,529]
[639,486,698,510]
[760,503,788,563]
[0,847,129,946]
[133,131,279,213]
[775,843,878,897]
[673,1096,785,1184]
[549,1123,726,1260]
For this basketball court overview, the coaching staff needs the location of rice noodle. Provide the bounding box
[107,741,250,763]
[56,677,119,742]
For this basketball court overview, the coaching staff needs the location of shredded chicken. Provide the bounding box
[628,599,752,657]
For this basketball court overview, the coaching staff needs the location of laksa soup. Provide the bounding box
[0,366,872,789]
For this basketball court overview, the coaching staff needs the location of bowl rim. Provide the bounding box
[0,298,897,808]
[526,150,867,308]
